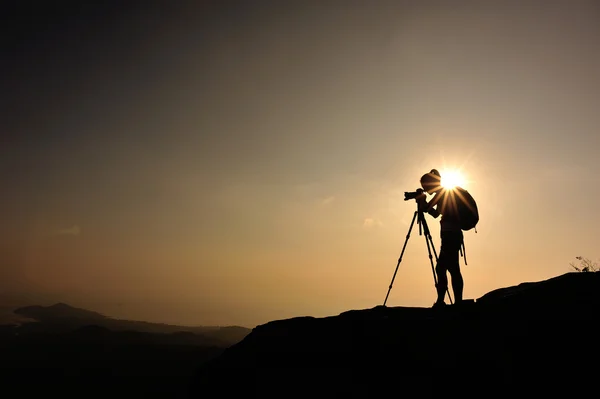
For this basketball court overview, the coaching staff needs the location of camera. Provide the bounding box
[404,188,425,201]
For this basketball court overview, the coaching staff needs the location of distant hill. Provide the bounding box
[11,302,251,347]
[190,271,600,398]
[0,305,35,325]
[14,302,107,322]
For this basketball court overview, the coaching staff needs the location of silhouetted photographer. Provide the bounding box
[384,169,478,308]
[418,169,465,308]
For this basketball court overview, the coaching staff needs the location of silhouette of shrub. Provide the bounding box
[570,256,599,272]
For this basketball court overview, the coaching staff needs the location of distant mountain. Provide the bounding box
[190,271,600,398]
[0,292,57,325]
[11,302,251,346]
[14,302,107,322]
[0,306,35,325]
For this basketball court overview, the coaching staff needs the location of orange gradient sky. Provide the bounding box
[2,1,600,327]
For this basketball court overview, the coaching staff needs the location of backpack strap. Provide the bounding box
[460,238,468,266]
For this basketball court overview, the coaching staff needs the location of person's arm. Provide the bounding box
[427,205,440,218]
[421,192,440,218]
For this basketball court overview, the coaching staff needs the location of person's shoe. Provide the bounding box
[432,301,446,309]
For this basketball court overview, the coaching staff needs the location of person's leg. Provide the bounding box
[446,231,464,303]
[435,262,448,304]
[450,266,463,303]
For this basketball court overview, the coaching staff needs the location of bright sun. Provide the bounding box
[440,170,466,189]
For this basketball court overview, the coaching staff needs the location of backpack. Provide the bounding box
[453,187,479,231]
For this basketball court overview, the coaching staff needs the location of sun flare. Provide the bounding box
[440,170,466,189]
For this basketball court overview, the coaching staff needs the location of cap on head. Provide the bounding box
[420,169,442,192]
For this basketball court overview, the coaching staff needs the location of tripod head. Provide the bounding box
[404,188,429,226]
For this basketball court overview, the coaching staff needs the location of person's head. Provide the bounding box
[420,169,442,194]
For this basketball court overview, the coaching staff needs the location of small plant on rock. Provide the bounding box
[570,256,599,273]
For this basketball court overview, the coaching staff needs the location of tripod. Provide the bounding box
[383,204,453,306]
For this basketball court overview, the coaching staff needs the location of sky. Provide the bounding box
[2,1,599,328]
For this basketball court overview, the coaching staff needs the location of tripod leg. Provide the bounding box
[383,211,418,306]
[420,214,441,296]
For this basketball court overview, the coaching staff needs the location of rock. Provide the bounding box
[189,272,600,398]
